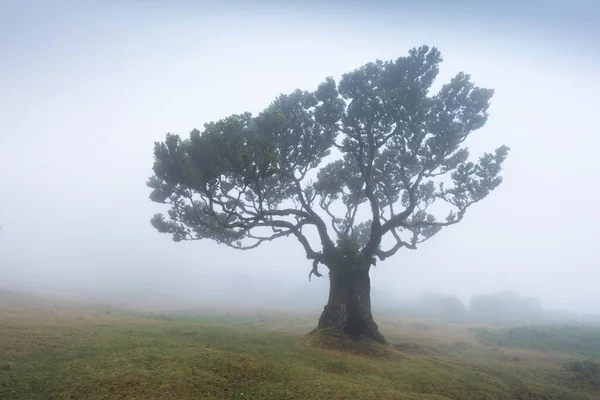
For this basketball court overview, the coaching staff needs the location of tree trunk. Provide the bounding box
[316,265,386,343]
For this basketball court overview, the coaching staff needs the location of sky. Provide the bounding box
[1,0,599,313]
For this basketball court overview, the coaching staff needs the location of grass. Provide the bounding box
[563,359,600,386]
[1,291,600,399]
[474,324,600,359]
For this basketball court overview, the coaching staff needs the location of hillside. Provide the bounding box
[1,291,599,399]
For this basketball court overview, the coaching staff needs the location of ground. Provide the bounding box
[1,291,599,399]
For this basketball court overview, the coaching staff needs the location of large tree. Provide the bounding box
[147,46,509,343]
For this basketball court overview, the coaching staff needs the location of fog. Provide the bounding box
[1,1,599,317]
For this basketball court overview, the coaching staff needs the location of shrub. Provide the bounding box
[563,359,600,385]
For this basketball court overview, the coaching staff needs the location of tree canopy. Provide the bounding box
[148,45,509,277]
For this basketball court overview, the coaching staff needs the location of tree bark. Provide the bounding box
[316,264,386,343]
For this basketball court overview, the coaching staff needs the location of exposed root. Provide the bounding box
[303,328,403,361]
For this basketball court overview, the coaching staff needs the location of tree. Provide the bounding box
[415,292,468,322]
[147,45,509,343]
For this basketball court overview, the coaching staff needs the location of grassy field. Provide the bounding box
[475,324,600,359]
[1,291,599,399]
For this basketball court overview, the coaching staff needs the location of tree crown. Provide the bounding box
[148,45,509,274]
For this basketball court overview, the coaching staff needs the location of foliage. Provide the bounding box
[563,359,600,386]
[147,45,509,276]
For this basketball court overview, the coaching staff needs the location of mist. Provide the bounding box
[1,1,599,317]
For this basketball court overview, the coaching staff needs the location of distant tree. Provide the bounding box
[469,295,505,322]
[147,45,509,343]
[415,292,468,322]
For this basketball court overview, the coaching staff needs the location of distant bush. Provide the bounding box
[414,293,468,322]
[475,324,600,358]
[563,359,600,386]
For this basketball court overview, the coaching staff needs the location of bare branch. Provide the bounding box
[375,235,414,261]
[343,202,359,237]
[291,176,335,254]
[380,166,429,236]
[318,197,341,236]
[375,206,416,260]
[309,259,324,282]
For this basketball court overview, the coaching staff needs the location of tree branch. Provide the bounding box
[309,259,324,281]
[318,197,341,236]
[380,166,429,236]
[291,175,336,254]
